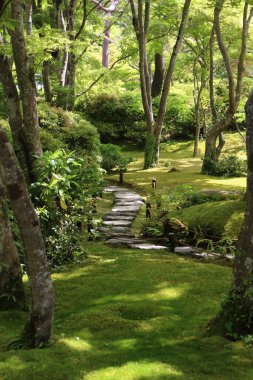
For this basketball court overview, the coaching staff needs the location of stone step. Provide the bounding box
[98,226,132,234]
[129,243,167,250]
[103,215,135,221]
[106,238,146,247]
[112,205,141,213]
[102,220,132,227]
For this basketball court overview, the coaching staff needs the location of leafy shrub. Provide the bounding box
[59,118,101,159]
[40,129,66,151]
[38,102,100,158]
[76,93,146,144]
[100,144,133,172]
[204,155,246,177]
[32,149,104,267]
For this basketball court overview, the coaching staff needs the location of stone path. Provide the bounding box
[98,186,167,250]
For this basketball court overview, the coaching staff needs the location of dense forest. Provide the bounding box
[1,0,253,378]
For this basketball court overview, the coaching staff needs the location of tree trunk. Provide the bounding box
[202,113,232,173]
[144,130,160,169]
[0,127,54,348]
[10,0,42,178]
[193,103,201,157]
[151,53,165,98]
[0,54,30,181]
[102,18,110,68]
[217,90,253,336]
[42,60,52,103]
[0,172,25,310]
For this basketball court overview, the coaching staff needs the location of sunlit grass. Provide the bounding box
[112,134,246,195]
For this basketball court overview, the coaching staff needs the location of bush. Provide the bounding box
[32,149,104,267]
[40,129,66,152]
[205,155,246,177]
[38,102,100,159]
[76,93,146,144]
[100,144,133,172]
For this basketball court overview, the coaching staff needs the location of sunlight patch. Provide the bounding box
[83,361,183,379]
[59,337,92,351]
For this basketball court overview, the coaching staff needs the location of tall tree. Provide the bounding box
[130,0,191,169]
[0,172,25,310]
[216,89,253,337]
[202,0,253,173]
[9,0,43,178]
[0,126,54,348]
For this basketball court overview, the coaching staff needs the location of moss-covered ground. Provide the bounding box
[1,134,252,380]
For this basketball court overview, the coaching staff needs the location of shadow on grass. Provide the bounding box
[1,246,252,379]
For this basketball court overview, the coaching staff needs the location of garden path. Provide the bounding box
[98,185,167,250]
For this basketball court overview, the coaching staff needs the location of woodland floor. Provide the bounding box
[0,135,253,380]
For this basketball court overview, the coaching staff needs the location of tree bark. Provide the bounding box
[0,172,25,310]
[151,53,165,98]
[0,126,54,348]
[103,18,110,68]
[42,60,52,103]
[0,54,30,181]
[10,0,42,178]
[217,89,253,336]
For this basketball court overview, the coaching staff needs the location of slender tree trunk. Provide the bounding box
[193,102,201,157]
[0,126,54,348]
[10,0,42,178]
[202,0,253,172]
[140,0,191,168]
[0,54,30,181]
[42,60,52,103]
[217,89,253,336]
[103,18,110,68]
[151,53,165,98]
[0,172,25,310]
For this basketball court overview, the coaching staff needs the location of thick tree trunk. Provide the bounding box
[0,173,25,310]
[0,127,54,348]
[10,0,42,178]
[151,53,165,98]
[202,113,232,173]
[217,90,253,336]
[0,54,30,181]
[144,129,160,169]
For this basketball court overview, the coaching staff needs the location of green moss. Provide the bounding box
[172,200,245,238]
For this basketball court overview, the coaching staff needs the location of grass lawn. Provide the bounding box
[1,245,253,380]
[0,133,252,380]
[108,135,247,195]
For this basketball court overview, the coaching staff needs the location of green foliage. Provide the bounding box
[40,129,66,152]
[100,144,133,172]
[38,102,100,158]
[204,155,246,177]
[76,93,146,144]
[31,149,104,266]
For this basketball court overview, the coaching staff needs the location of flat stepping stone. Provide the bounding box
[104,186,128,193]
[115,201,144,206]
[103,215,135,221]
[174,246,194,254]
[112,205,141,213]
[106,238,146,247]
[129,243,167,250]
[105,233,135,239]
[98,226,132,234]
[103,220,132,227]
